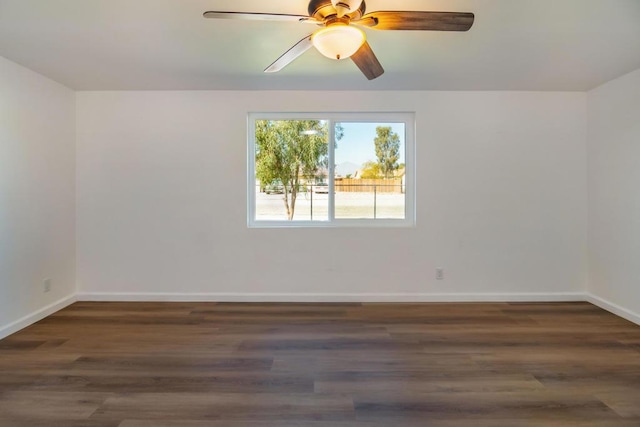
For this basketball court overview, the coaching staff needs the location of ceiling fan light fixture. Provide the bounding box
[311,24,365,60]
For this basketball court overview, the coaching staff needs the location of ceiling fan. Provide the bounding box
[203,0,474,80]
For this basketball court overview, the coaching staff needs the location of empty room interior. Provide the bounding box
[1,0,640,425]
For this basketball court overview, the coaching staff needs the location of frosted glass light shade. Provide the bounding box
[311,25,365,60]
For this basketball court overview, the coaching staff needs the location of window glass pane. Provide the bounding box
[334,122,405,219]
[254,119,329,221]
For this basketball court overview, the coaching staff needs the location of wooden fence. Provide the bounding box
[335,178,403,193]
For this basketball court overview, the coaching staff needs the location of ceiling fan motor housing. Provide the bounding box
[308,0,365,21]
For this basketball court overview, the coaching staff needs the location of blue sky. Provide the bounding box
[335,122,405,168]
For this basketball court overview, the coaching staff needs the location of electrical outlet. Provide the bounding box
[43,278,51,293]
[435,268,444,280]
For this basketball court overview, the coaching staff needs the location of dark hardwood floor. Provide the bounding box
[1,301,640,426]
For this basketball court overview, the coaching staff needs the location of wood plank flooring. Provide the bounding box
[1,302,640,426]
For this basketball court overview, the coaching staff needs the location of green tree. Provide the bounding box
[255,120,334,220]
[374,126,400,178]
[360,160,382,179]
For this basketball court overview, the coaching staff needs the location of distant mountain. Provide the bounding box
[335,161,360,177]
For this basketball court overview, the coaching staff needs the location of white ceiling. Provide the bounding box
[1,0,639,91]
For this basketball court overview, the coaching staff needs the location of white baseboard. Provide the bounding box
[0,294,77,340]
[76,291,585,303]
[5,292,636,340]
[586,293,640,326]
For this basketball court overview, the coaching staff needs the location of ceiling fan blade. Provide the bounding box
[350,41,384,80]
[355,11,474,31]
[203,11,319,24]
[264,35,314,73]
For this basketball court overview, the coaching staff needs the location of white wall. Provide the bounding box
[76,90,587,301]
[587,68,640,323]
[0,56,76,337]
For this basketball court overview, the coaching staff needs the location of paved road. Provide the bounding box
[256,192,405,221]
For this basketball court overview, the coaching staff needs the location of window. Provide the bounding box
[248,112,415,227]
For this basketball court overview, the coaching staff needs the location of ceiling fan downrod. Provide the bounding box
[331,0,364,18]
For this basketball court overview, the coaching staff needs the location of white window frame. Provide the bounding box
[248,112,415,228]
